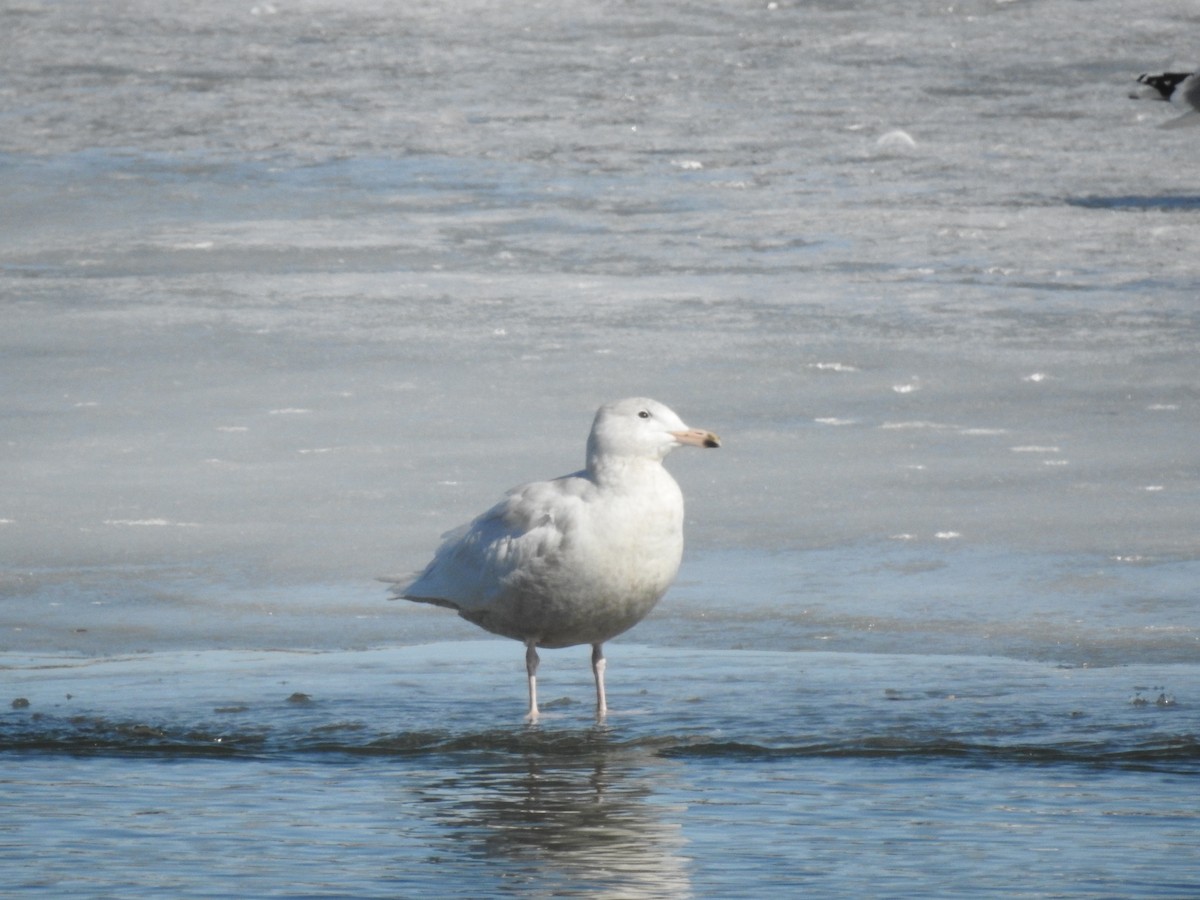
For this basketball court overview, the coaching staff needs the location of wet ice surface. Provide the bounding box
[2,0,1200,896]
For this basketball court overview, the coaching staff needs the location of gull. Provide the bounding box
[387,397,720,721]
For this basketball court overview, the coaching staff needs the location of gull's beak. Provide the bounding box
[671,428,721,449]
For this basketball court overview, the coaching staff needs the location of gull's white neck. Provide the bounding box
[587,454,671,491]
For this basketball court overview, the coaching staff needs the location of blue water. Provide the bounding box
[3,0,1199,896]
[4,644,1198,897]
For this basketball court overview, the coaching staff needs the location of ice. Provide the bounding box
[1,0,1197,661]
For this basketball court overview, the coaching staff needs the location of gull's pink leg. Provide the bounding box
[591,643,607,718]
[525,640,540,722]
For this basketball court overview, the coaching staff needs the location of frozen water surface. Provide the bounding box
[2,0,1199,896]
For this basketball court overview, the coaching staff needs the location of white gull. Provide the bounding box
[387,397,720,721]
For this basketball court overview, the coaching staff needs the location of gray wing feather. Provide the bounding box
[393,472,591,612]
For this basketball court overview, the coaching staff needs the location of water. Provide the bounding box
[4,645,1198,896]
[2,0,1199,896]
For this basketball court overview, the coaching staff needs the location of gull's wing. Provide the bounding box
[391,471,595,613]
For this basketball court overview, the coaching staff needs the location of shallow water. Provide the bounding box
[4,644,1198,897]
[3,0,1199,896]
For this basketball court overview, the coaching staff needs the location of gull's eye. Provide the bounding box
[637,410,651,419]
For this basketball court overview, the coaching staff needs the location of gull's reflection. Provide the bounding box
[411,727,692,897]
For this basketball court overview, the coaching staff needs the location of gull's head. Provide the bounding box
[587,397,721,470]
